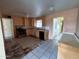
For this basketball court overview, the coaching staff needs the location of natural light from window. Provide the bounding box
[35,20,42,28]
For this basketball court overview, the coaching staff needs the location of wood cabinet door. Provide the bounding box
[57,43,79,59]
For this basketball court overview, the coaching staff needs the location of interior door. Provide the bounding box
[2,18,14,39]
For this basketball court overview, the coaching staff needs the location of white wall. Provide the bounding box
[0,19,6,59]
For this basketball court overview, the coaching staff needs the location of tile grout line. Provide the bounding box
[31,41,50,59]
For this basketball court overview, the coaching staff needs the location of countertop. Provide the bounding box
[59,33,79,48]
[18,26,49,31]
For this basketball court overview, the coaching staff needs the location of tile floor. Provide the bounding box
[21,39,58,59]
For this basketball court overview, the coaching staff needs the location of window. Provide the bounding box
[35,20,42,28]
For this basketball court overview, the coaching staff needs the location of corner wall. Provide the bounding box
[76,8,79,37]
[0,13,6,59]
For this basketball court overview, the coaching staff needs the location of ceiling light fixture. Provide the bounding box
[49,7,54,11]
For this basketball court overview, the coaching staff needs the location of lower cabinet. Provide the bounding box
[57,43,79,59]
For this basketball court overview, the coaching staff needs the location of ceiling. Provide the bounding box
[0,0,79,17]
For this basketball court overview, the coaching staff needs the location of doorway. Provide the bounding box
[53,17,64,38]
[2,18,14,39]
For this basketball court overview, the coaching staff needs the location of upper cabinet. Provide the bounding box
[12,16,25,26]
[24,17,29,27]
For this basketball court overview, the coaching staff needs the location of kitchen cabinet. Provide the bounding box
[58,43,79,59]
